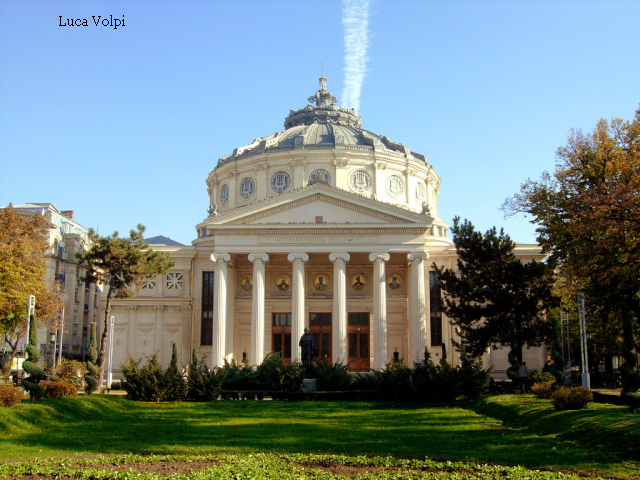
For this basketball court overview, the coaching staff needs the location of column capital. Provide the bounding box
[407,252,429,263]
[368,252,390,263]
[211,253,231,263]
[248,253,270,263]
[287,253,309,263]
[329,252,351,263]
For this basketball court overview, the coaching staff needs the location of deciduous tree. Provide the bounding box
[77,224,173,390]
[433,217,557,363]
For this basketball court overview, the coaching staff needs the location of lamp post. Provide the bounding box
[578,292,590,388]
[560,308,571,385]
[22,295,36,379]
[58,295,69,366]
[107,316,115,389]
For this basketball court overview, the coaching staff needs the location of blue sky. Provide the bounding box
[1,0,638,245]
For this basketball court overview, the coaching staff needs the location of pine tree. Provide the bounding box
[434,217,557,362]
[506,321,520,386]
[164,342,186,401]
[620,303,640,412]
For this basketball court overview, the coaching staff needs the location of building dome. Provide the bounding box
[206,77,445,233]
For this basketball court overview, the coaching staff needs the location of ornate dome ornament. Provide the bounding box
[220,184,229,205]
[308,168,332,186]
[349,169,372,193]
[239,176,256,199]
[270,171,292,194]
[415,181,426,203]
[386,174,405,199]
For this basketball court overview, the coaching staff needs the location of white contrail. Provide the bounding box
[342,0,370,113]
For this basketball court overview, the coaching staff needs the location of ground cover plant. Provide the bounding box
[0,452,624,480]
[1,396,639,478]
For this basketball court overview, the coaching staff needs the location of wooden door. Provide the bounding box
[348,312,370,371]
[309,312,332,364]
[272,313,292,365]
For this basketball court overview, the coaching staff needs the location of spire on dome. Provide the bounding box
[307,76,338,109]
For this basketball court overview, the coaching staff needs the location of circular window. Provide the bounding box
[349,169,372,193]
[220,184,229,205]
[308,169,332,186]
[270,171,291,194]
[415,181,426,203]
[386,174,405,198]
[239,177,256,199]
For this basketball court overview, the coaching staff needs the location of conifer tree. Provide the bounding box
[549,316,565,389]
[164,342,186,401]
[620,303,640,412]
[84,322,98,394]
[506,321,520,385]
[21,314,44,402]
[434,217,557,363]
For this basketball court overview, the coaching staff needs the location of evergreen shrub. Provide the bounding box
[84,323,99,395]
[457,352,491,400]
[121,354,168,402]
[22,314,44,402]
[310,360,352,391]
[164,343,186,401]
[222,358,258,389]
[373,358,414,401]
[186,351,226,402]
[256,352,304,393]
[531,381,554,399]
[551,387,593,410]
[0,385,23,407]
[39,381,77,398]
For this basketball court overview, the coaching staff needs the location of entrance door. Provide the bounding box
[272,313,292,365]
[348,312,370,371]
[309,312,332,364]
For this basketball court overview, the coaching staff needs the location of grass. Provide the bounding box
[0,395,639,478]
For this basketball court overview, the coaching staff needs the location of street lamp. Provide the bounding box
[578,292,590,388]
[58,295,69,366]
[22,295,36,379]
[107,316,115,389]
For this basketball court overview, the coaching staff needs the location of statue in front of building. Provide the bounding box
[299,328,314,375]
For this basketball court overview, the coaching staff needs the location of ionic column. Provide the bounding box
[248,253,269,365]
[407,252,429,362]
[329,253,350,365]
[288,253,309,362]
[210,253,231,367]
[369,252,390,369]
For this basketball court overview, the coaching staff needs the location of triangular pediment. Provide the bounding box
[205,184,432,227]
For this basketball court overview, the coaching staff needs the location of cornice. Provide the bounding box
[212,227,428,236]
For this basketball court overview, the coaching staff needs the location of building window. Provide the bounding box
[272,313,292,361]
[429,271,443,346]
[201,272,214,346]
[140,276,156,290]
[166,273,183,290]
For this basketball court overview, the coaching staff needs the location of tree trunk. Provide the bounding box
[4,333,19,379]
[96,286,113,391]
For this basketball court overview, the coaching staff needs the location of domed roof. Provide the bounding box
[216,77,428,168]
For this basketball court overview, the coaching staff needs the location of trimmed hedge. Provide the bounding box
[551,386,593,410]
[0,385,24,407]
[531,381,554,399]
[39,381,78,398]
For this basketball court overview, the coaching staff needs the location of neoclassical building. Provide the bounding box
[106,78,545,378]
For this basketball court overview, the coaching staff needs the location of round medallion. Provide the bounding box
[313,274,329,291]
[351,274,367,291]
[220,184,229,205]
[387,274,403,290]
[386,174,405,198]
[275,274,291,292]
[270,171,291,194]
[349,169,372,193]
[415,181,426,203]
[239,177,256,199]
[239,275,252,292]
[308,169,332,186]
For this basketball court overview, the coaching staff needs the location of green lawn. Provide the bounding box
[0,395,638,479]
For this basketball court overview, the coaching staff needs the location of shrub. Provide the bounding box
[54,359,88,389]
[186,353,226,402]
[412,348,438,401]
[528,370,556,386]
[0,385,23,407]
[551,387,593,410]
[457,352,491,400]
[39,381,77,398]
[256,352,304,393]
[310,360,352,391]
[85,322,99,394]
[222,358,258,388]
[432,346,460,402]
[531,381,554,399]
[22,314,44,402]
[121,354,168,402]
[164,343,186,401]
[372,359,414,401]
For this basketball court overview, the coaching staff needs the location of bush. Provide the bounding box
[551,387,593,410]
[186,358,225,402]
[528,370,556,386]
[0,385,23,407]
[256,352,304,393]
[39,381,77,398]
[54,359,88,389]
[457,353,491,400]
[222,358,257,388]
[372,359,414,401]
[412,349,438,401]
[310,360,352,391]
[121,354,166,402]
[531,381,554,399]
